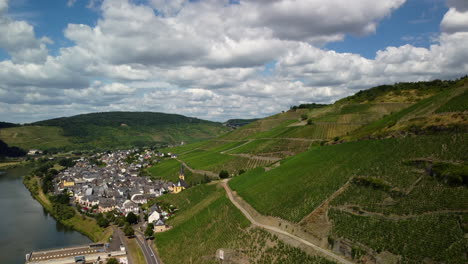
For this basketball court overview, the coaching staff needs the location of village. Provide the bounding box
[53,149,188,234]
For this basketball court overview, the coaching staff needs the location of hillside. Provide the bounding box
[153,77,468,264]
[0,112,230,151]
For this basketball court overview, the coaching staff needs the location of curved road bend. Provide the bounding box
[135,230,160,264]
[221,180,354,264]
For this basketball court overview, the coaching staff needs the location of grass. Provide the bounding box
[154,183,334,264]
[147,158,185,182]
[0,126,72,150]
[0,161,22,168]
[126,238,146,264]
[349,84,467,139]
[229,134,468,222]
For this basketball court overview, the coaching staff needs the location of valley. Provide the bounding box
[1,78,467,264]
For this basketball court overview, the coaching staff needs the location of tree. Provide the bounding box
[126,212,138,224]
[219,170,229,179]
[123,224,134,237]
[301,114,308,120]
[96,213,110,228]
[145,223,154,238]
[238,169,245,175]
[106,257,119,264]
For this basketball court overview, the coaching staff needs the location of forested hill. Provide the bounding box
[33,111,217,128]
[0,112,230,151]
[0,122,19,129]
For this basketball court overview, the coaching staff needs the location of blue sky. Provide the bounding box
[4,0,447,60]
[327,0,448,58]
[0,0,467,123]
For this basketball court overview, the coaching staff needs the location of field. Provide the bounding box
[0,126,72,150]
[154,184,334,264]
[146,158,209,185]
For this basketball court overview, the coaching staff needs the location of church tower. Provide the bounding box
[179,165,185,181]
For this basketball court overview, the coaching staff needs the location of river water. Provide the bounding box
[0,166,90,264]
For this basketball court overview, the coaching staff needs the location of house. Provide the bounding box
[148,204,162,223]
[28,149,43,155]
[61,177,75,187]
[98,198,115,212]
[172,166,188,194]
[122,200,139,215]
[153,218,170,233]
[131,194,148,204]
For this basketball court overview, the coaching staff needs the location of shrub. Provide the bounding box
[219,170,230,179]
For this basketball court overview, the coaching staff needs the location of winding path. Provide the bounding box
[221,180,354,264]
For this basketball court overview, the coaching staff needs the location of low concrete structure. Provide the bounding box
[25,243,127,264]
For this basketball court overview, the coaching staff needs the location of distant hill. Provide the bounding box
[155,77,468,264]
[0,112,230,151]
[0,122,19,129]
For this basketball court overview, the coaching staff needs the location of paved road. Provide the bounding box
[135,230,160,264]
[221,180,355,264]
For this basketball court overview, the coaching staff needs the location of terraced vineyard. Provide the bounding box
[155,184,334,264]
[157,78,468,263]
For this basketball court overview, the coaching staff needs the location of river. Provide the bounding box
[0,166,91,264]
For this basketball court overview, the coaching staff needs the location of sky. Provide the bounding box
[0,0,467,123]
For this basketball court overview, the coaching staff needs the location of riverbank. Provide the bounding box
[23,175,112,242]
[0,160,24,169]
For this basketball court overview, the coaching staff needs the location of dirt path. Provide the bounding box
[300,180,352,225]
[176,159,218,178]
[332,205,468,221]
[228,153,282,162]
[220,139,254,154]
[221,180,354,264]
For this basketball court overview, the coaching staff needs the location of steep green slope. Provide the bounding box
[154,184,335,264]
[229,134,467,263]
[0,112,230,150]
[0,126,73,150]
[159,77,468,263]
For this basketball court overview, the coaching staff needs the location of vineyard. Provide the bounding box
[155,184,334,264]
[329,209,466,263]
[229,134,468,222]
[435,89,468,113]
[227,138,311,157]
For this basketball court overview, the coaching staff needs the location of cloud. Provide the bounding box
[447,0,468,12]
[248,0,406,43]
[0,1,49,63]
[441,8,468,33]
[67,0,77,7]
[0,0,7,14]
[0,0,468,124]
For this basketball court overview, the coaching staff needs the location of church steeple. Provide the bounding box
[179,165,185,181]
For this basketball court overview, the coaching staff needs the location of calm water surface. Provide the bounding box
[0,166,90,264]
